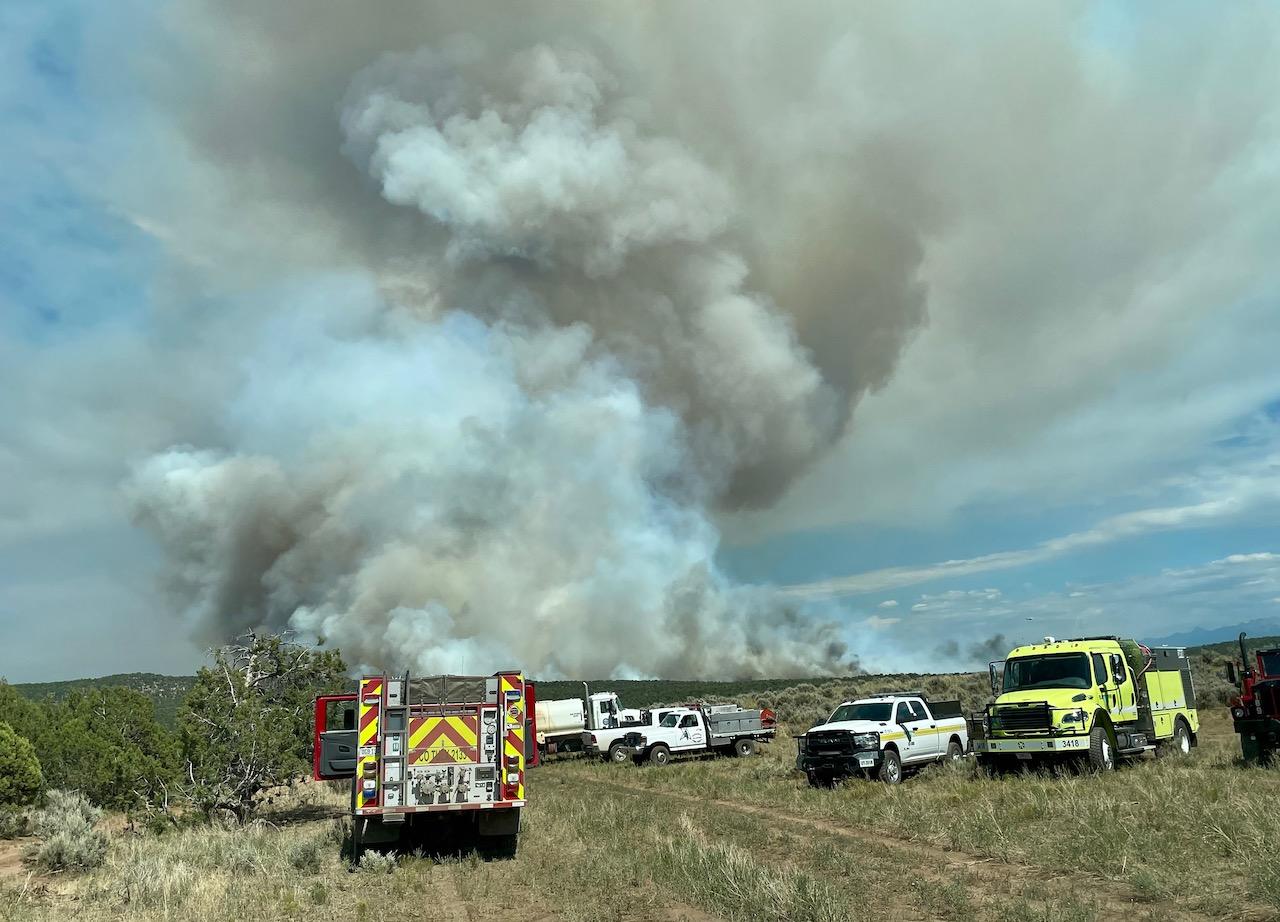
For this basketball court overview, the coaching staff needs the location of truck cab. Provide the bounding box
[586,692,644,730]
[973,636,1198,771]
[626,704,775,764]
[583,705,677,762]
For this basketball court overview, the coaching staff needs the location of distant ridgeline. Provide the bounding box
[14,673,196,728]
[11,635,1278,729]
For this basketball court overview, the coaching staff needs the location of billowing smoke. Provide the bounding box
[126,30,902,678]
[337,42,843,504]
[935,635,1010,668]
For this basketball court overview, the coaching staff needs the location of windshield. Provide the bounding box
[1003,653,1092,691]
[1260,651,1280,677]
[660,713,681,728]
[826,702,893,723]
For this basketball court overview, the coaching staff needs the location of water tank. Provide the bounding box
[535,698,585,739]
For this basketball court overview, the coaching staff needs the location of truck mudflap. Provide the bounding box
[974,736,1089,754]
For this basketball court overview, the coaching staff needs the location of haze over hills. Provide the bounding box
[12,634,1279,727]
[1149,619,1280,648]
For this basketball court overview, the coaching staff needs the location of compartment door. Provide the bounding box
[313,694,358,780]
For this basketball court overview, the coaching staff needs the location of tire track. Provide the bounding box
[596,780,1243,922]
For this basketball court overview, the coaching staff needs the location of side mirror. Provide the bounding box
[1110,654,1126,685]
[988,661,1002,698]
[1226,662,1238,686]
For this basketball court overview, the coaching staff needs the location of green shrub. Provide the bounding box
[30,789,108,871]
[287,836,323,872]
[0,722,42,806]
[357,850,397,874]
[0,809,31,839]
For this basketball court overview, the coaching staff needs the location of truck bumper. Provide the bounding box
[797,749,882,777]
[973,736,1089,754]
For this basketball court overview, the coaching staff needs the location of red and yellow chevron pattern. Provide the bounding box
[357,677,382,809]
[408,715,480,765]
[499,673,525,801]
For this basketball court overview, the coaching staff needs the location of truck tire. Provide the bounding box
[946,738,964,761]
[734,738,756,757]
[1158,719,1192,758]
[878,748,903,784]
[608,743,630,764]
[649,744,671,766]
[1089,723,1115,772]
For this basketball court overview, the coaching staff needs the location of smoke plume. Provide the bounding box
[126,12,930,677]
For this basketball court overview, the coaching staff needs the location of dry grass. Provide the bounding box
[1,700,1271,922]
[551,710,1280,917]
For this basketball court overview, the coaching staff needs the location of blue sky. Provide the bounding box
[2,2,1280,681]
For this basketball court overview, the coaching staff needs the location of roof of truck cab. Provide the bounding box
[1006,638,1127,658]
[837,695,924,706]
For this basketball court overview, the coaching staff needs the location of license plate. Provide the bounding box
[1016,753,1032,761]
[858,756,876,768]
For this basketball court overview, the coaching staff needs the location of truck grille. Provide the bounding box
[992,704,1051,733]
[805,731,856,755]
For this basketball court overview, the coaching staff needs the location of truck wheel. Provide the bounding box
[878,748,902,784]
[946,738,964,762]
[608,743,630,764]
[1158,719,1192,758]
[1089,724,1115,772]
[649,744,671,766]
[734,738,756,757]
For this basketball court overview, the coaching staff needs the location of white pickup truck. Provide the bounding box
[795,694,968,785]
[583,706,681,763]
[626,705,777,764]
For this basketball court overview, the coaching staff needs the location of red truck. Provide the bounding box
[314,671,534,857]
[1227,633,1280,764]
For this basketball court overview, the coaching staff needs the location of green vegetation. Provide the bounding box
[179,634,347,822]
[0,683,177,810]
[13,674,196,729]
[0,722,42,806]
[29,789,108,871]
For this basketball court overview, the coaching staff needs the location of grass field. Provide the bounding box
[2,707,1274,922]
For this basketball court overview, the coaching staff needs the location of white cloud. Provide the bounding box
[863,615,900,630]
[780,454,1280,600]
[875,553,1280,652]
[878,599,898,609]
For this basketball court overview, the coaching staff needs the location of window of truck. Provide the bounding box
[679,714,698,728]
[1092,653,1107,686]
[1260,651,1280,676]
[827,702,893,723]
[896,700,925,722]
[660,713,681,728]
[1003,653,1092,691]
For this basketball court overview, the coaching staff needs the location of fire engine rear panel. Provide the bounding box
[356,672,525,816]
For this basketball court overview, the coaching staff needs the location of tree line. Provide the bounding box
[0,634,346,824]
